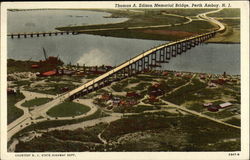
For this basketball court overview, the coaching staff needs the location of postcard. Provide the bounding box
[1,1,249,160]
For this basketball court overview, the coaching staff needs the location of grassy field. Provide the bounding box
[113,105,161,113]
[163,79,207,105]
[209,8,240,18]
[13,109,107,138]
[7,92,25,124]
[14,111,240,152]
[27,82,78,95]
[22,98,52,107]
[47,123,108,143]
[56,9,219,41]
[102,114,240,151]
[225,117,240,127]
[47,101,91,117]
[207,9,240,43]
[56,11,187,31]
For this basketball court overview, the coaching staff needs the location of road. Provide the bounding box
[160,99,240,129]
[7,9,225,141]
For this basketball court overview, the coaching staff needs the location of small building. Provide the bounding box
[148,95,159,102]
[100,93,112,101]
[208,106,219,112]
[31,64,39,68]
[208,83,217,88]
[7,88,17,94]
[219,102,232,108]
[203,103,213,107]
[200,74,206,80]
[162,72,168,76]
[41,70,57,76]
[126,91,139,98]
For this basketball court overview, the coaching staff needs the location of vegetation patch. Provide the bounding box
[7,91,25,124]
[47,123,108,143]
[225,118,240,127]
[22,98,52,108]
[47,101,91,117]
[13,109,107,138]
[163,79,206,105]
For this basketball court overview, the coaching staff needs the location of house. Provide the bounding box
[200,74,206,80]
[162,71,168,76]
[126,92,139,98]
[41,70,57,76]
[31,64,39,68]
[100,93,112,101]
[208,83,217,88]
[207,106,219,112]
[203,103,213,107]
[175,72,182,77]
[219,102,232,108]
[7,88,17,94]
[148,95,159,102]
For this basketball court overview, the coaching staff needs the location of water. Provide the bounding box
[7,10,128,33]
[7,10,240,75]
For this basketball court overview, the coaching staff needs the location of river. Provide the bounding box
[7,10,240,75]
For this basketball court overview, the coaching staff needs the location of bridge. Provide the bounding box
[8,9,233,141]
[7,31,79,39]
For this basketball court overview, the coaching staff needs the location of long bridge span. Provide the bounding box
[30,30,218,119]
[8,9,233,141]
[7,31,79,39]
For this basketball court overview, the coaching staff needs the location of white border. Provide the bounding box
[1,1,249,160]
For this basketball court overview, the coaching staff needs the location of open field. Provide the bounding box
[12,109,107,139]
[47,101,91,117]
[7,92,25,124]
[56,8,239,43]
[15,112,240,152]
[22,98,52,108]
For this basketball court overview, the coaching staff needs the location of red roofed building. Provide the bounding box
[42,70,57,76]
[126,91,139,98]
[101,93,112,101]
[31,64,39,68]
[148,95,159,102]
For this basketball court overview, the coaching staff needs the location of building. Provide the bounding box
[203,103,213,107]
[126,91,139,98]
[207,106,219,112]
[7,88,17,94]
[41,70,57,76]
[219,102,232,108]
[100,93,112,101]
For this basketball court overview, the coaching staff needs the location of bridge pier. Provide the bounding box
[17,34,20,38]
[30,34,33,38]
[177,43,182,54]
[144,55,149,71]
[11,34,14,39]
[152,51,156,66]
[182,42,187,52]
[191,39,196,47]
[172,45,177,57]
[160,49,165,62]
[165,46,171,60]
[37,34,39,37]
[195,38,199,45]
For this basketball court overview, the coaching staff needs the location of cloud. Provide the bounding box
[76,48,115,66]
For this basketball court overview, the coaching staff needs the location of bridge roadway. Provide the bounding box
[7,31,78,38]
[7,9,227,140]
